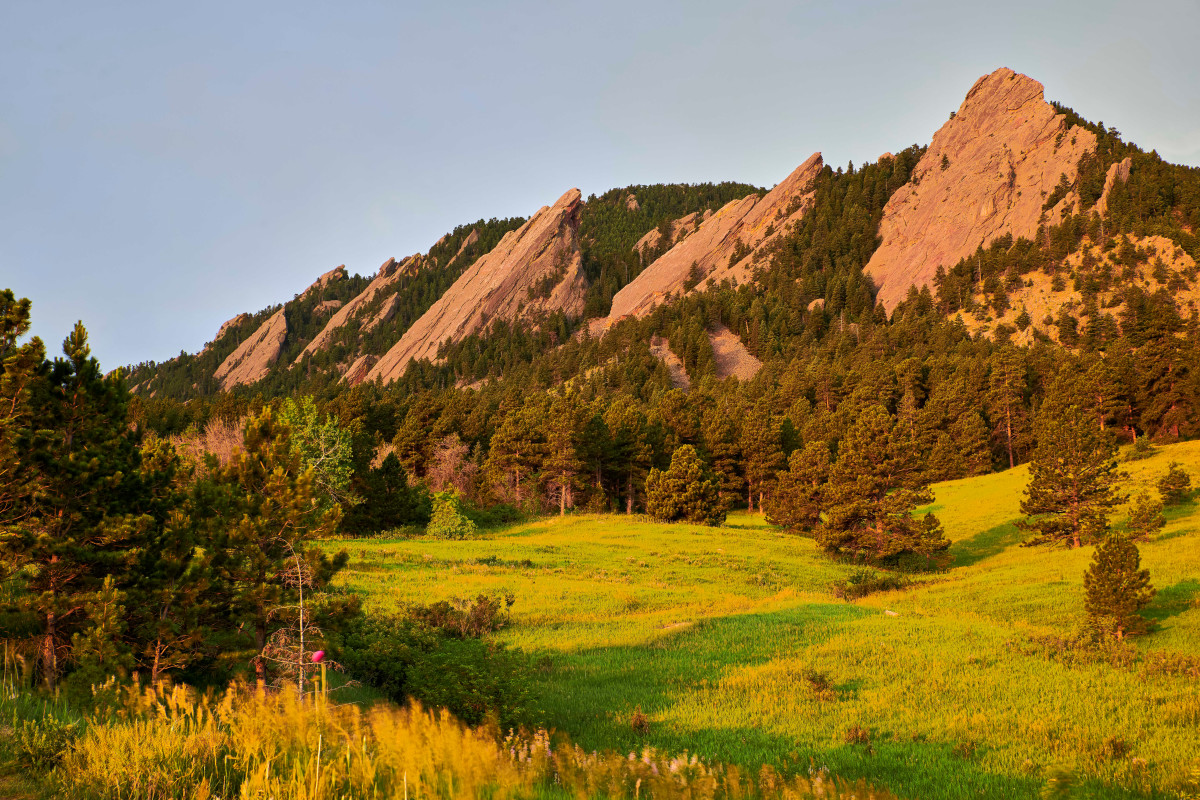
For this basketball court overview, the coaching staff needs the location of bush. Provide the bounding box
[645,445,725,526]
[427,491,478,539]
[407,593,515,638]
[14,716,79,768]
[831,568,910,600]
[330,613,531,729]
[1125,437,1156,462]
[1127,492,1166,541]
[1158,461,1192,505]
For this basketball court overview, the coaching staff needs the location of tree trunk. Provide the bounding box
[560,484,566,516]
[42,611,57,691]
[626,471,633,514]
[1005,405,1015,469]
[255,614,267,687]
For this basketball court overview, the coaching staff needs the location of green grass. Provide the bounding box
[327,442,1200,800]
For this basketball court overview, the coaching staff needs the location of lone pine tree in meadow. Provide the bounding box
[816,405,949,565]
[1126,491,1166,542]
[645,445,725,526]
[1020,404,1126,549]
[1157,460,1192,506]
[1084,533,1155,640]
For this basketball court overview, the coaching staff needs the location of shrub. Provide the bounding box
[630,705,650,736]
[844,725,871,746]
[330,613,530,728]
[1127,492,1166,541]
[1125,437,1156,462]
[14,716,79,768]
[407,593,514,638]
[428,491,478,539]
[831,568,910,600]
[645,445,725,526]
[1158,461,1193,505]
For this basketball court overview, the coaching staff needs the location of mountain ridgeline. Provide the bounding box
[123,67,1200,518]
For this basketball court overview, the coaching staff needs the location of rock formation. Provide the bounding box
[305,265,348,296]
[634,210,712,261]
[1095,156,1133,217]
[365,188,587,384]
[343,354,379,385]
[294,254,421,364]
[214,308,287,390]
[602,153,824,325]
[865,68,1098,312]
[214,313,250,342]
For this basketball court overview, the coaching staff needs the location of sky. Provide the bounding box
[2,0,1198,370]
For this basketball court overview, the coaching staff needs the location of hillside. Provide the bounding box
[329,441,1200,800]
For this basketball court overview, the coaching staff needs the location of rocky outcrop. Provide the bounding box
[366,189,587,384]
[294,255,421,364]
[709,325,762,381]
[602,153,824,325]
[625,194,640,212]
[634,210,712,261]
[649,335,690,390]
[1095,156,1133,217]
[343,354,378,385]
[214,308,287,390]
[314,300,343,315]
[305,265,348,296]
[865,68,1098,312]
[214,313,250,343]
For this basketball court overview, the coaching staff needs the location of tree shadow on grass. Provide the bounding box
[1145,578,1200,624]
[950,521,1024,568]
[531,605,1146,800]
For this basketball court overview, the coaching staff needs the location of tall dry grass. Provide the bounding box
[43,681,894,800]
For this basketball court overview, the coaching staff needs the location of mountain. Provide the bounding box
[126,67,1200,401]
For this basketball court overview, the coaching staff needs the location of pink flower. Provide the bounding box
[311,650,325,663]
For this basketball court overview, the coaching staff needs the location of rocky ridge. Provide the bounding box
[364,189,587,384]
[865,68,1098,312]
[214,308,287,391]
[601,152,824,327]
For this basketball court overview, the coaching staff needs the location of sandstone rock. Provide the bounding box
[634,211,709,260]
[363,293,402,332]
[450,229,479,266]
[343,354,379,386]
[365,188,587,384]
[214,308,287,390]
[214,313,250,342]
[649,335,690,389]
[865,68,1098,312]
[295,254,421,364]
[708,325,762,381]
[305,265,347,296]
[625,193,640,212]
[1095,156,1133,217]
[314,300,343,316]
[603,153,824,325]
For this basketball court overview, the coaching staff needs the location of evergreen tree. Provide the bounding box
[817,406,949,565]
[342,453,431,533]
[986,346,1029,468]
[0,290,44,529]
[700,400,744,509]
[542,395,584,515]
[207,410,346,684]
[483,405,545,507]
[1126,491,1165,542]
[605,401,654,514]
[0,323,144,689]
[1019,405,1126,548]
[740,399,783,512]
[1083,534,1154,640]
[766,440,829,533]
[1157,460,1192,506]
[645,445,724,526]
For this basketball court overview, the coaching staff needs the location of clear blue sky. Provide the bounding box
[3,0,1198,370]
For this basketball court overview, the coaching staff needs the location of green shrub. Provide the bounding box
[830,568,910,600]
[427,491,478,539]
[1158,461,1193,505]
[14,716,79,768]
[1125,437,1156,462]
[407,593,514,638]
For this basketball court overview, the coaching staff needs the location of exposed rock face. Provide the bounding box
[295,255,421,364]
[865,68,1098,312]
[306,265,348,296]
[1095,156,1133,217]
[625,193,640,212]
[343,354,379,386]
[649,335,690,389]
[213,313,250,343]
[366,188,587,384]
[314,300,343,316]
[634,210,712,261]
[603,153,824,325]
[708,325,762,381]
[214,308,287,390]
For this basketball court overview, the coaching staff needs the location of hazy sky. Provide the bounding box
[3,0,1198,369]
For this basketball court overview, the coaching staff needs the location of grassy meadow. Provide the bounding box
[328,441,1200,800]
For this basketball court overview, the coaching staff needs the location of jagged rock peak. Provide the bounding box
[294,254,422,365]
[214,308,287,390]
[365,188,586,384]
[865,67,1098,312]
[603,152,824,325]
[305,265,347,296]
[1096,157,1133,217]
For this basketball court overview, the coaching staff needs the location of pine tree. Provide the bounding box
[1084,534,1154,640]
[817,405,949,565]
[700,400,744,510]
[986,346,1029,468]
[645,445,724,526]
[1157,461,1192,506]
[483,405,545,508]
[1019,405,1126,548]
[542,395,584,515]
[740,399,783,512]
[207,409,345,684]
[766,441,829,533]
[1126,492,1165,542]
[604,401,653,514]
[0,290,44,529]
